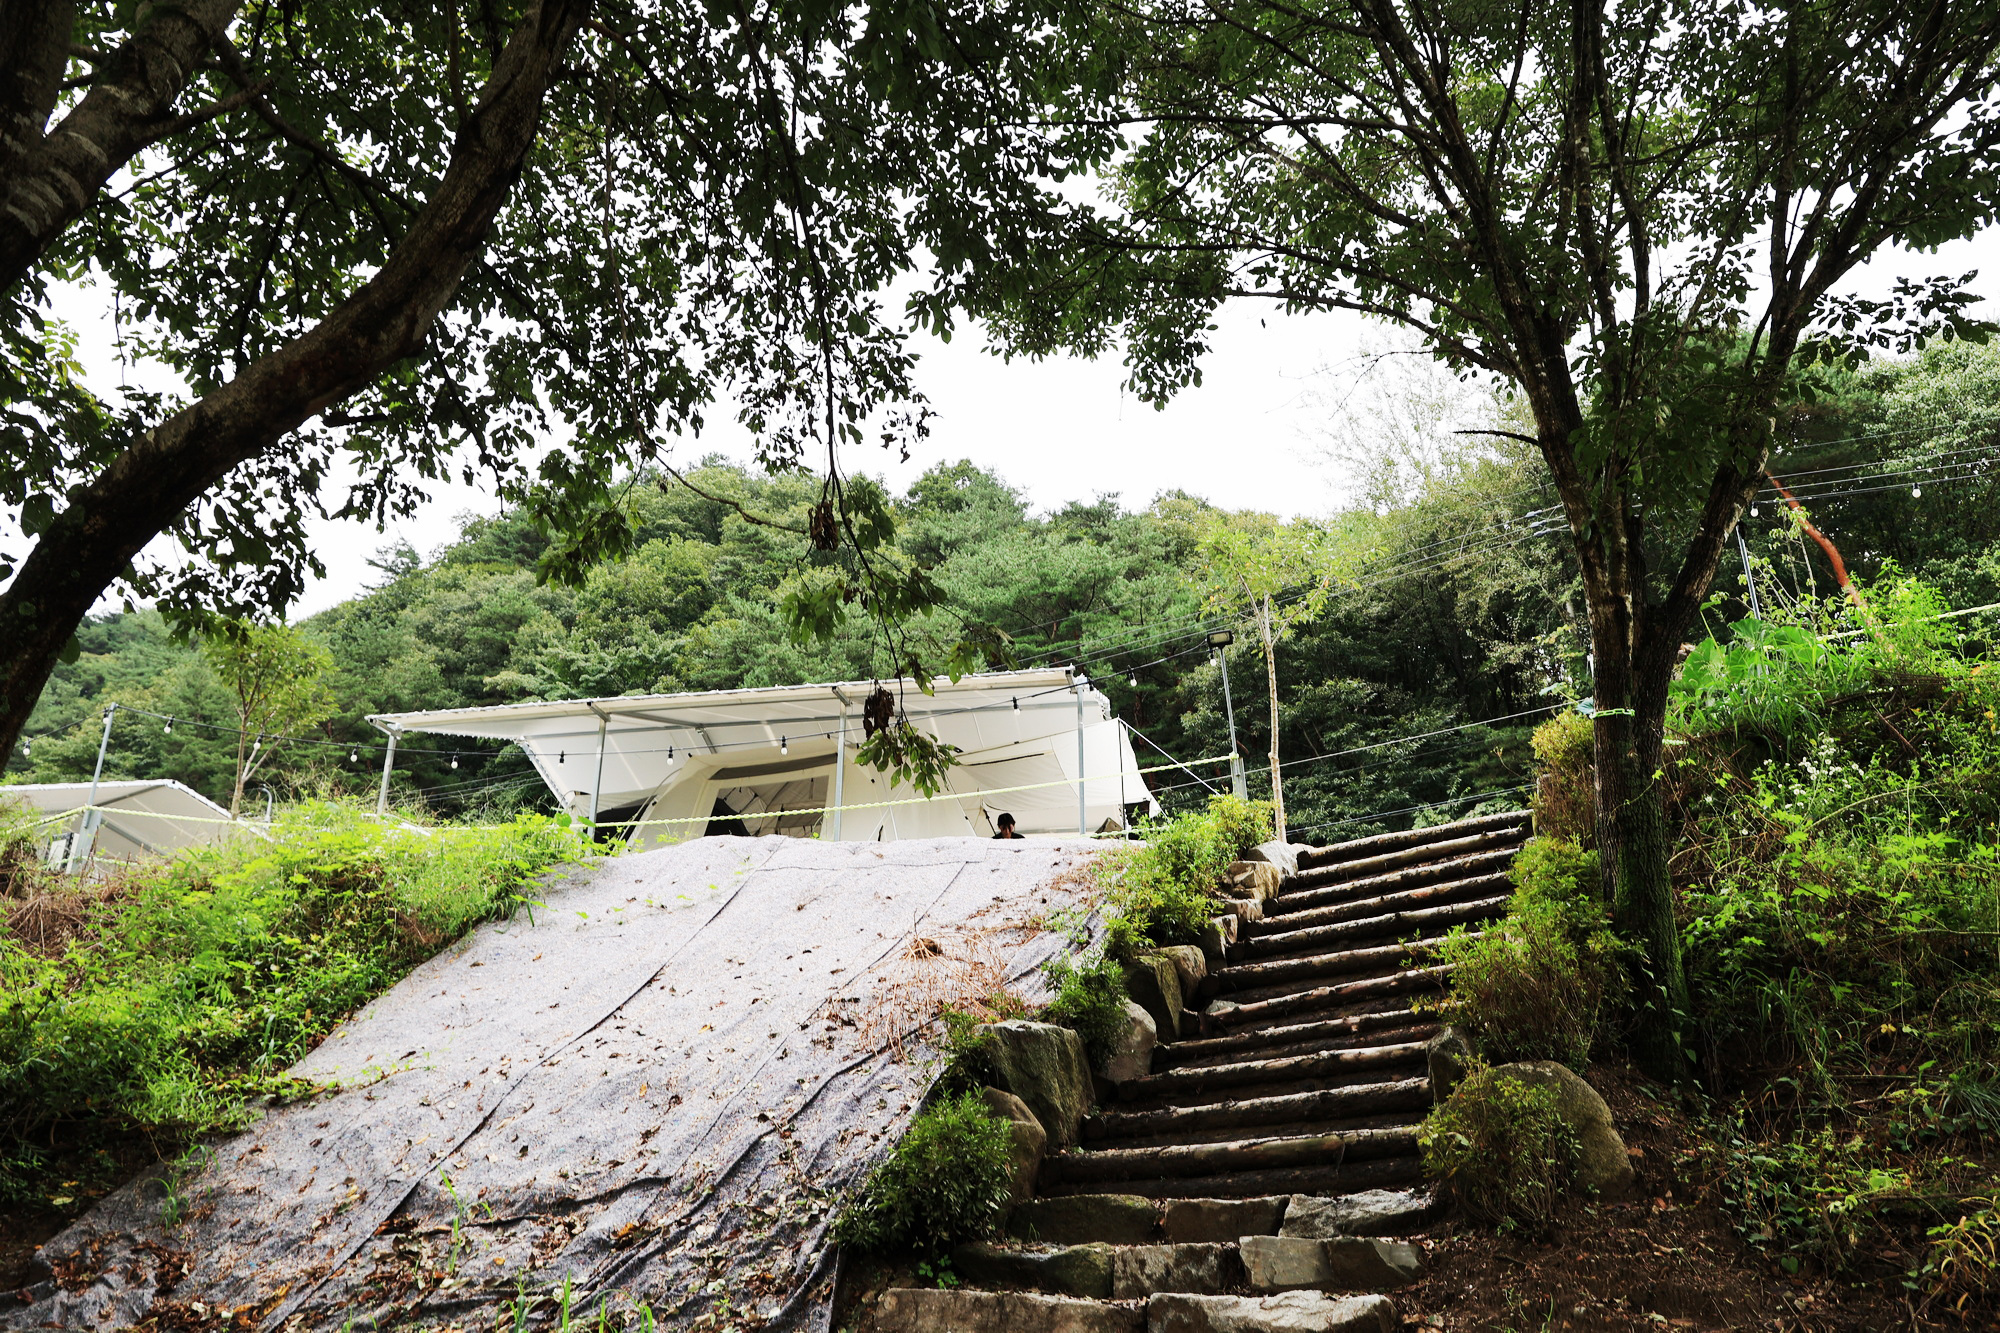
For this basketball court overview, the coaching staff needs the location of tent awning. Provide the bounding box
[0,779,245,863]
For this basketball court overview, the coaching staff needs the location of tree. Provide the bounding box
[0,1,1108,767]
[989,0,2000,1074]
[1192,515,1341,840]
[202,622,335,816]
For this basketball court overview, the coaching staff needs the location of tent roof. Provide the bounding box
[0,779,240,859]
[367,669,1094,747]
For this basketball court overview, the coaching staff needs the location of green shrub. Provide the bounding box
[833,1090,1015,1256]
[1419,1064,1580,1233]
[1096,795,1272,952]
[1530,712,1596,845]
[1039,948,1131,1067]
[1433,898,1624,1071]
[1508,836,1601,916]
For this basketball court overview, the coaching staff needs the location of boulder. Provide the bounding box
[1097,1001,1158,1084]
[1424,1027,1473,1104]
[873,1288,1143,1333]
[1242,841,1300,877]
[1489,1061,1635,1198]
[982,1021,1093,1150]
[1223,860,1285,901]
[1146,1291,1397,1333]
[1160,1195,1288,1243]
[1280,1191,1434,1238]
[1238,1235,1422,1293]
[1224,896,1264,924]
[1153,944,1208,996]
[1121,954,1185,1039]
[1110,1242,1242,1298]
[1007,1193,1158,1245]
[979,1087,1047,1205]
[1198,917,1237,972]
[951,1241,1115,1298]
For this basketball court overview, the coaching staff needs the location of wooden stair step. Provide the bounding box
[1086,1077,1432,1142]
[1157,1009,1429,1069]
[1207,937,1467,996]
[1288,827,1528,892]
[1119,1040,1429,1100]
[1259,859,1516,924]
[1294,810,1528,874]
[1203,964,1454,1030]
[1039,1154,1424,1200]
[1233,895,1508,961]
[1044,1125,1417,1186]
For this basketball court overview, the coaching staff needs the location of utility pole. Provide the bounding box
[1208,630,1247,801]
[70,703,117,873]
[1256,595,1286,842]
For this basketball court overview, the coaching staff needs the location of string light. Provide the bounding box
[163,720,172,735]
[450,756,459,769]
[22,738,29,757]
[559,751,565,763]
[1913,485,1923,499]
[1750,504,1759,517]
[348,748,359,763]
[1012,697,1019,711]
[780,736,789,755]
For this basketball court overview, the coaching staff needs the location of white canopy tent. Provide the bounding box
[0,779,244,868]
[368,669,1156,845]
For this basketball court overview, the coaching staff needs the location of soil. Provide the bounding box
[1396,1063,1970,1332]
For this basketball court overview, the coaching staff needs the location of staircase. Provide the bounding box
[866,810,1532,1333]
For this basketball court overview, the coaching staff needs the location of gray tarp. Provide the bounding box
[6,835,1101,1330]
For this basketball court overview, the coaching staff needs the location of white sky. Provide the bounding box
[28,227,2000,618]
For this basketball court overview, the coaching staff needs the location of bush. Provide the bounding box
[1508,836,1602,916]
[1419,1064,1580,1234]
[1432,898,1624,1071]
[1038,947,1131,1068]
[833,1090,1015,1256]
[1095,794,1272,952]
[1531,710,1596,845]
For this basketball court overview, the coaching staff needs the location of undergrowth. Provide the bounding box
[0,801,593,1213]
[1089,794,1270,954]
[832,1089,1014,1256]
[1419,1063,1581,1235]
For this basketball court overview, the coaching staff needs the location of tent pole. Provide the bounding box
[73,703,117,873]
[589,709,608,827]
[1118,718,1128,838]
[375,728,399,814]
[830,692,847,841]
[1076,676,1087,837]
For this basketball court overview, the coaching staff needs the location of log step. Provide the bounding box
[1202,964,1454,1031]
[1232,895,1509,961]
[1157,1009,1428,1069]
[1119,1040,1429,1101]
[1258,857,1517,924]
[1288,827,1529,891]
[1207,937,1467,997]
[1043,1125,1416,1187]
[1294,810,1528,873]
[1085,1077,1433,1142]
[1039,1153,1424,1200]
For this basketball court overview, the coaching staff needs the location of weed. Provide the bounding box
[1420,1063,1580,1234]
[1038,947,1130,1067]
[1431,896,1624,1071]
[833,1089,1014,1256]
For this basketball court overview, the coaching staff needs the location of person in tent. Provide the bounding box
[992,813,1023,839]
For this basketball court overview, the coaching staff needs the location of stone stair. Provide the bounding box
[866,810,1532,1333]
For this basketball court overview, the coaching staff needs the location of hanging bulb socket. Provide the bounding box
[1011,696,1019,711]
[780,736,789,755]
[1912,485,1923,499]
[1750,504,1759,518]
[164,721,173,735]
[451,756,459,770]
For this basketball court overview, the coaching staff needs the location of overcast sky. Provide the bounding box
[31,226,2000,618]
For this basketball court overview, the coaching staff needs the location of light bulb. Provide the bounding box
[450,756,459,769]
[349,749,358,763]
[1011,697,1019,711]
[164,721,173,735]
[559,750,565,764]
[22,739,29,756]
[1128,674,1137,687]
[668,745,674,760]
[1749,505,1759,517]
[1912,485,1922,499]
[781,736,789,755]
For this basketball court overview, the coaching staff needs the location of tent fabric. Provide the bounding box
[0,779,245,864]
[5,835,1105,1332]
[368,670,1156,841]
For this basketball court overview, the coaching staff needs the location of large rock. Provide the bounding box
[872,1288,1143,1332]
[1110,1242,1242,1297]
[1198,916,1237,972]
[1238,1235,1423,1292]
[1224,860,1285,901]
[1153,944,1208,996]
[1007,1193,1159,1245]
[982,1021,1094,1149]
[979,1087,1047,1205]
[1160,1195,1288,1243]
[1121,954,1185,1039]
[1425,1027,1472,1104]
[1281,1191,1434,1238]
[951,1241,1116,1298]
[1224,896,1265,924]
[1241,841,1300,877]
[1489,1061,1635,1198]
[1097,1000,1158,1084]
[1146,1291,1397,1333]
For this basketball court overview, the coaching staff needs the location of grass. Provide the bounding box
[0,798,595,1216]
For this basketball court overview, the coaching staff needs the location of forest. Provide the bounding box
[11,340,2000,844]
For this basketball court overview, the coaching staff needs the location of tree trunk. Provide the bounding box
[0,0,587,765]
[1259,593,1285,841]
[231,730,249,818]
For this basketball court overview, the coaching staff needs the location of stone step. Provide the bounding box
[1295,809,1528,873]
[1118,1040,1430,1102]
[1256,859,1515,925]
[1086,1078,1432,1143]
[1149,1291,1397,1332]
[1200,964,1453,1032]
[869,1288,1398,1333]
[1042,1125,1416,1188]
[1230,894,1508,962]
[1205,937,1464,997]
[1039,1152,1424,1200]
[1157,1010,1424,1069]
[1288,826,1528,891]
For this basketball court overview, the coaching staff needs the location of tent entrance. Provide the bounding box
[707,774,830,838]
